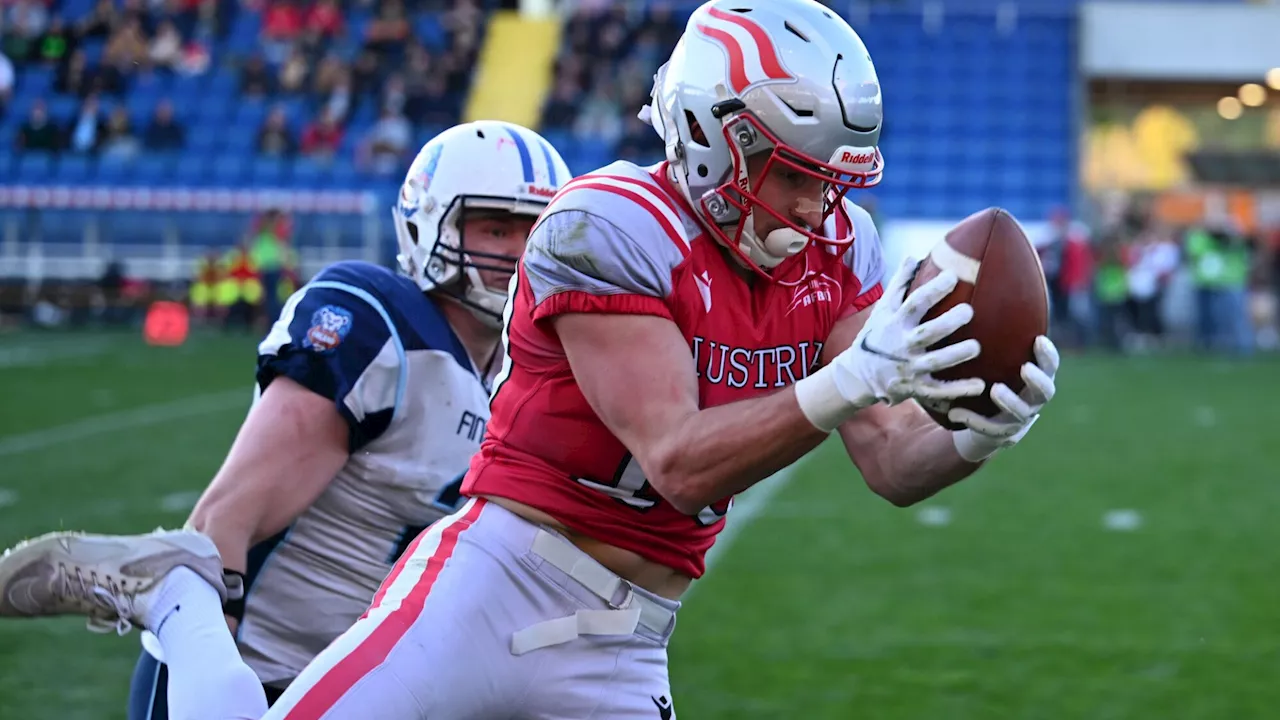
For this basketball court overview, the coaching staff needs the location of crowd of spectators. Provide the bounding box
[1041,198,1280,357]
[541,2,676,164]
[2,0,486,177]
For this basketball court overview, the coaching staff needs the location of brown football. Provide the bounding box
[907,207,1049,430]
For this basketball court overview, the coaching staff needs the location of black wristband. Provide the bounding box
[223,569,247,621]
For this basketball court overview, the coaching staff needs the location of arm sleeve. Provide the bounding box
[522,209,679,322]
[256,283,401,451]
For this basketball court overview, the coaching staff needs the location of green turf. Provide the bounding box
[1,334,1277,719]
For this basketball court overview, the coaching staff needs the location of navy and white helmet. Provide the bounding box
[394,120,571,327]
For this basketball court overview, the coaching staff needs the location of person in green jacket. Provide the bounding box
[1185,220,1254,355]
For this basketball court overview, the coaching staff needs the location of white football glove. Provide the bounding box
[794,255,986,432]
[951,335,1059,462]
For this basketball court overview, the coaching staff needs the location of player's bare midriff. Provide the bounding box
[479,495,694,600]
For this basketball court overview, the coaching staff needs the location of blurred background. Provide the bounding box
[1,0,1279,718]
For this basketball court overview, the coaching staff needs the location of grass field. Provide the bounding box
[0,329,1278,719]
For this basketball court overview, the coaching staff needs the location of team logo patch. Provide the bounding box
[303,305,354,352]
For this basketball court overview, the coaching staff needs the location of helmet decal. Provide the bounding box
[695,7,795,95]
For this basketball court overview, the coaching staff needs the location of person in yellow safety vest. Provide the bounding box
[249,210,296,329]
[189,250,225,325]
[218,242,263,329]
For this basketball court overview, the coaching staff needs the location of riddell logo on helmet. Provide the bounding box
[526,186,557,198]
[841,151,874,165]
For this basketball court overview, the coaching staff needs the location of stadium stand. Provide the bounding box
[0,0,492,279]
[539,0,1078,222]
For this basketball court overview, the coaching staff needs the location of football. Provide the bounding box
[907,207,1049,430]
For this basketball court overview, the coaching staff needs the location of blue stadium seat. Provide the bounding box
[251,156,288,186]
[56,155,94,182]
[17,153,55,182]
[188,127,219,157]
[172,154,211,186]
[291,157,332,188]
[135,154,173,183]
[95,153,134,184]
[211,155,248,186]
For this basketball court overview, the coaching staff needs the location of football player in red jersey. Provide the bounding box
[0,1,1059,717]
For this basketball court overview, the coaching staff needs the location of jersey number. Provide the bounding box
[577,455,730,526]
[387,474,468,563]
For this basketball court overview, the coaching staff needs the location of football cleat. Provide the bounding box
[0,528,231,635]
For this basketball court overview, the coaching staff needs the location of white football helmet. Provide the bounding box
[394,120,571,327]
[641,0,884,276]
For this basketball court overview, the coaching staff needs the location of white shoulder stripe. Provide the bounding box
[558,175,691,250]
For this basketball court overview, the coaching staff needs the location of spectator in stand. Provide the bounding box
[74,0,119,41]
[322,68,352,124]
[150,19,184,70]
[311,53,351,123]
[541,78,579,130]
[143,99,185,150]
[278,44,309,94]
[5,0,50,60]
[239,54,273,96]
[349,46,380,91]
[416,74,453,127]
[572,85,623,144]
[360,104,410,176]
[1038,207,1072,338]
[305,0,344,40]
[55,49,93,96]
[1059,223,1097,350]
[16,100,61,152]
[67,94,106,154]
[1093,234,1129,353]
[616,113,664,164]
[300,107,342,159]
[256,105,295,156]
[36,17,76,66]
[364,0,410,58]
[262,0,303,64]
[442,0,483,55]
[1123,225,1178,353]
[0,50,12,118]
[100,106,141,160]
[1187,213,1254,355]
[104,16,150,70]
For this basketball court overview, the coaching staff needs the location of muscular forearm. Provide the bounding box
[843,405,983,507]
[188,497,254,575]
[648,387,828,515]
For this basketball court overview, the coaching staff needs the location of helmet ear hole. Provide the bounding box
[407,222,420,244]
[697,164,709,178]
[685,111,709,148]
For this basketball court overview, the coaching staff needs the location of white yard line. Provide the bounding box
[0,389,249,458]
[0,340,112,369]
[159,490,203,513]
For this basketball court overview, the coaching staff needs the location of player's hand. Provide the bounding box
[845,255,985,406]
[951,335,1058,462]
[795,255,985,432]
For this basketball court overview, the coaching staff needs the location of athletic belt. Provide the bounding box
[510,529,676,656]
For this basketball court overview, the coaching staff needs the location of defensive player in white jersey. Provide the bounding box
[0,2,1059,718]
[1,119,570,720]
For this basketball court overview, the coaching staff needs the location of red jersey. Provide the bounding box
[463,161,885,578]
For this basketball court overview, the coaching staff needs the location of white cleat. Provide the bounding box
[0,528,231,635]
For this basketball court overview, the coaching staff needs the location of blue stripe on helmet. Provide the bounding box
[533,134,560,186]
[503,126,535,183]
